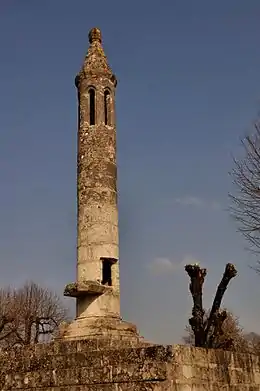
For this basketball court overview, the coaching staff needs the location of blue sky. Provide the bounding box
[1,0,260,344]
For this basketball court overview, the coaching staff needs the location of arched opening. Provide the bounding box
[104,89,111,125]
[89,88,95,125]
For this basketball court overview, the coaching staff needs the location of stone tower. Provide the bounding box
[63,28,138,341]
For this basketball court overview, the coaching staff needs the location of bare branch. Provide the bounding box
[230,119,260,268]
[185,264,207,347]
[205,263,237,339]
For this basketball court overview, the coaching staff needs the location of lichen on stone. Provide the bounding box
[64,282,77,295]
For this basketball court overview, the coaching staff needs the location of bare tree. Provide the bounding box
[12,281,68,345]
[230,120,260,267]
[185,263,237,349]
[0,288,18,343]
[246,332,260,355]
[0,281,68,347]
[183,309,249,352]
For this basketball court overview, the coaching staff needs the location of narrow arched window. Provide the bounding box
[89,88,95,125]
[104,90,111,126]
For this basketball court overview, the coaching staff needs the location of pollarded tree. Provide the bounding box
[183,309,249,352]
[230,120,260,269]
[185,263,237,349]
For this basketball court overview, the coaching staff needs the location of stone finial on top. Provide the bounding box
[88,27,102,44]
[75,27,117,87]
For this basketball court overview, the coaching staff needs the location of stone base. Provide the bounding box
[61,316,142,345]
[3,342,259,390]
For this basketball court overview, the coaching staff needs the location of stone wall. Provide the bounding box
[2,339,260,390]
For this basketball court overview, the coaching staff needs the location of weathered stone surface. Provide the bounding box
[61,26,142,344]
[62,316,139,341]
[64,280,111,297]
[63,27,127,342]
[2,342,260,390]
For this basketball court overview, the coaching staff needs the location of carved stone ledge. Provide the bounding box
[64,280,112,298]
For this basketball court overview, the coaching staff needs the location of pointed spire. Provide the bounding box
[76,27,116,87]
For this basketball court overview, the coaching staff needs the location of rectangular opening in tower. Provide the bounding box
[101,257,117,286]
